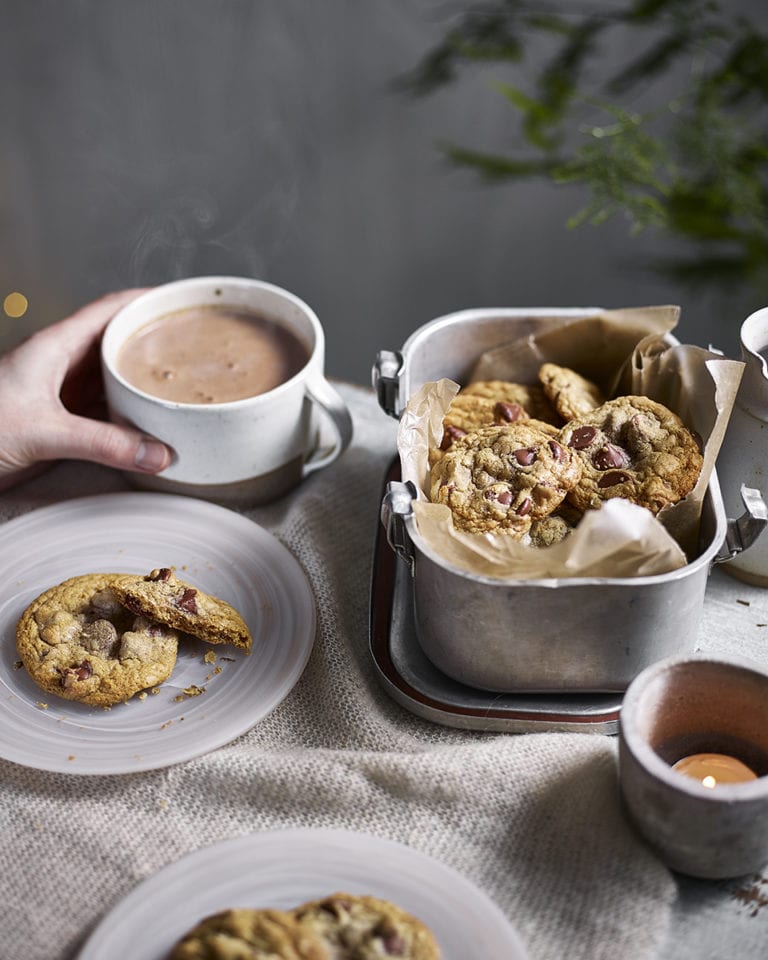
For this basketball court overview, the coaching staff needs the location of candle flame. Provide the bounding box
[701,775,717,789]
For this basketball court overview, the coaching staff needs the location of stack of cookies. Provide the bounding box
[15,568,252,707]
[429,363,704,545]
[168,892,440,959]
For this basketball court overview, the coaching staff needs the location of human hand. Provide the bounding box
[0,289,172,491]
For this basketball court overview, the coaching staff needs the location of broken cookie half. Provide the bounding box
[109,567,253,654]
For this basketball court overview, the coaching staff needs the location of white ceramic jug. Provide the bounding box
[717,305,768,585]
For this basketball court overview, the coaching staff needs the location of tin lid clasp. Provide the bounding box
[716,484,768,563]
[381,480,417,573]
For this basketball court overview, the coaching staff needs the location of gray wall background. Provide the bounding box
[0,1,764,384]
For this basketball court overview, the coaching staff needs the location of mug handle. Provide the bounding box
[302,374,354,476]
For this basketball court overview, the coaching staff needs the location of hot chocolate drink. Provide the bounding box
[116,305,310,404]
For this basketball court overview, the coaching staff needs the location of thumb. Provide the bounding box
[47,415,173,474]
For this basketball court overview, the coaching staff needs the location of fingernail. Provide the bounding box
[135,440,170,472]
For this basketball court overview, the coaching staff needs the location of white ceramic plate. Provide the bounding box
[0,492,315,774]
[78,828,529,959]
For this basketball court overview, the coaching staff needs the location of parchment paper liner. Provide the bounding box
[397,307,744,580]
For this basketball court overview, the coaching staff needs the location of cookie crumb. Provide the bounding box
[204,650,217,664]
[138,691,147,700]
[160,720,173,729]
[174,685,205,701]
[35,701,48,710]
[13,660,23,671]
[150,686,162,695]
[67,755,75,761]
[731,876,768,917]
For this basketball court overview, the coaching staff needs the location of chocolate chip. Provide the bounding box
[79,619,119,657]
[380,931,406,956]
[75,660,93,681]
[548,440,565,461]
[60,659,93,689]
[569,425,598,449]
[483,489,497,501]
[497,490,513,506]
[175,588,198,614]
[147,568,173,582]
[494,401,524,423]
[318,897,352,918]
[513,447,537,466]
[441,425,467,449]
[516,497,532,516]
[598,470,631,488]
[593,443,627,470]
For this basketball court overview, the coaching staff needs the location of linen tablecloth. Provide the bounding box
[2,382,767,960]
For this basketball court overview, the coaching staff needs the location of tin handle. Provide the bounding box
[715,485,768,563]
[372,350,403,419]
[381,480,417,573]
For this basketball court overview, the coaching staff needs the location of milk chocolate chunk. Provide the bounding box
[516,497,533,516]
[513,447,537,466]
[569,425,598,449]
[79,619,119,657]
[176,587,199,614]
[598,470,632,488]
[548,440,565,461]
[494,401,525,423]
[441,424,467,449]
[593,443,627,470]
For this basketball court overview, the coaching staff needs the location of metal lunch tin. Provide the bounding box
[373,308,766,693]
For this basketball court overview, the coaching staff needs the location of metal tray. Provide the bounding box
[370,459,623,733]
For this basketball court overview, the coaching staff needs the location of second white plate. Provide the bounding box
[78,828,529,959]
[0,492,316,774]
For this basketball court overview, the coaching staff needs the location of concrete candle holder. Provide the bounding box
[618,654,768,878]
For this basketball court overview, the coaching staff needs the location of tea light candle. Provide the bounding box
[619,654,768,878]
[671,752,758,787]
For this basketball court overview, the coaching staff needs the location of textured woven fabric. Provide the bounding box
[0,383,677,960]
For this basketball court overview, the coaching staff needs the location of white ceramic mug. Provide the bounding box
[101,276,353,503]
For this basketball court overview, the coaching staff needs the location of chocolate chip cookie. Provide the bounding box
[168,908,329,960]
[528,502,583,548]
[110,568,252,653]
[430,393,535,467]
[436,394,517,455]
[559,395,704,514]
[430,423,583,534]
[294,893,440,960]
[538,363,605,421]
[16,573,179,707]
[461,379,561,424]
